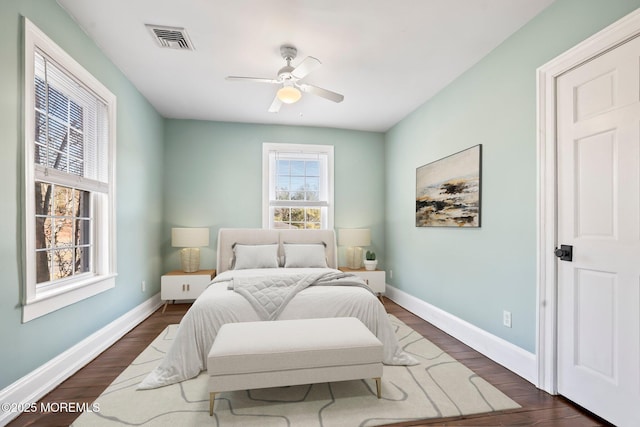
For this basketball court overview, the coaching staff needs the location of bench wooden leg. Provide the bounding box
[209,392,216,415]
[375,377,381,398]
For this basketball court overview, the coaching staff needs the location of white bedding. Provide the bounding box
[138,267,417,390]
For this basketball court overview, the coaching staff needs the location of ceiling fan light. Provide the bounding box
[277,86,302,104]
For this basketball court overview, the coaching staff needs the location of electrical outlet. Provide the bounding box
[389,269,393,279]
[141,280,146,292]
[503,310,512,328]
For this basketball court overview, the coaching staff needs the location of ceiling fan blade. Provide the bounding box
[226,76,279,84]
[291,56,321,79]
[298,83,344,103]
[268,95,282,113]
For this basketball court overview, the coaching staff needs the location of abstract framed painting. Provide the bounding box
[416,144,482,227]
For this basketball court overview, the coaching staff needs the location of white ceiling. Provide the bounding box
[57,0,555,132]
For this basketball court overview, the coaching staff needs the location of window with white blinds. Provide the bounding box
[34,50,109,190]
[263,143,334,229]
[23,18,117,322]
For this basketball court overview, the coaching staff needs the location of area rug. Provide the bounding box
[72,315,519,426]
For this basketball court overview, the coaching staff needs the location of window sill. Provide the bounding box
[22,274,116,322]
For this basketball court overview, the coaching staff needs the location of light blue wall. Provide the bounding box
[385,0,640,353]
[0,1,164,388]
[163,120,385,271]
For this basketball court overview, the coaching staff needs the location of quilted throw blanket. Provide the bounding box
[229,271,371,320]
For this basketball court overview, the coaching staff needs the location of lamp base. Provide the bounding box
[346,246,363,269]
[180,248,200,273]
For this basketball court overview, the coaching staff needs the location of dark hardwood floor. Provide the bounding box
[7,299,610,426]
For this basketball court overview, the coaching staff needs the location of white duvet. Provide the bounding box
[138,268,417,390]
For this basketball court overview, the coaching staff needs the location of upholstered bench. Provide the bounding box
[207,317,383,415]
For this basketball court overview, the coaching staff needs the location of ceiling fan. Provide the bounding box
[226,45,344,113]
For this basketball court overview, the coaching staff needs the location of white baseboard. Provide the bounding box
[0,293,162,426]
[385,285,537,386]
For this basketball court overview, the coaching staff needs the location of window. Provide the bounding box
[263,143,334,229]
[23,19,116,322]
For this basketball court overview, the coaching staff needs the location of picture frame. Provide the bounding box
[416,144,482,227]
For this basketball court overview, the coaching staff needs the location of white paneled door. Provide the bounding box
[556,35,640,427]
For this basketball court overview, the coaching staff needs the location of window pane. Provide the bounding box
[76,219,90,245]
[75,247,90,274]
[35,182,53,252]
[305,207,320,229]
[290,176,305,200]
[290,176,304,191]
[290,208,305,222]
[276,160,289,175]
[52,248,73,280]
[36,251,52,284]
[276,175,290,191]
[306,161,319,176]
[69,157,83,176]
[47,86,69,123]
[34,144,47,167]
[35,111,47,145]
[305,176,319,191]
[307,208,321,222]
[54,186,74,216]
[69,137,84,176]
[273,206,295,229]
[35,218,51,250]
[70,102,83,131]
[54,218,74,248]
[35,182,51,215]
[291,160,305,176]
[48,119,68,156]
[274,207,289,222]
[35,77,46,110]
[69,128,82,148]
[276,191,290,201]
[76,190,90,218]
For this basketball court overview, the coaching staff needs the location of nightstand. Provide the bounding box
[161,269,216,313]
[338,267,386,303]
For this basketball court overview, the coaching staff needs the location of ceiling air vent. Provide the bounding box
[146,24,194,50]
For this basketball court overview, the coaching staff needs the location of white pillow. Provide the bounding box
[283,243,328,268]
[233,244,279,270]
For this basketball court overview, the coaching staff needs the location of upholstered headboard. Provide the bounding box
[216,228,338,273]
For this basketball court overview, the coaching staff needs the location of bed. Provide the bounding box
[138,228,417,390]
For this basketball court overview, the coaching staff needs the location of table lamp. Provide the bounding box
[172,227,209,272]
[338,228,371,269]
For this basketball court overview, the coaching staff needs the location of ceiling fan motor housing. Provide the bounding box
[280,45,297,61]
[278,45,298,80]
[278,65,295,80]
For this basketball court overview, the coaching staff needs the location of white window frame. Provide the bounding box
[23,18,117,322]
[262,143,334,229]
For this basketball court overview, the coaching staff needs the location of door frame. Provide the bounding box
[536,8,640,394]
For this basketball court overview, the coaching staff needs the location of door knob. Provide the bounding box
[554,244,573,261]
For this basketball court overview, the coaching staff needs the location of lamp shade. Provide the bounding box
[171,228,209,248]
[338,228,371,247]
[277,86,302,104]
